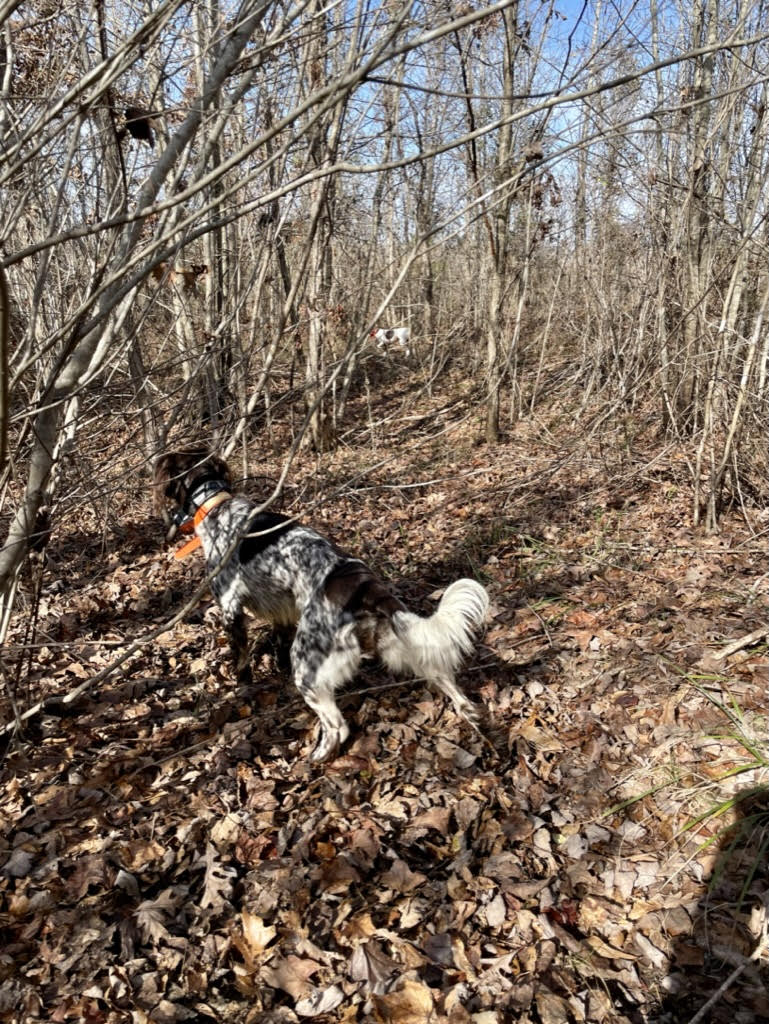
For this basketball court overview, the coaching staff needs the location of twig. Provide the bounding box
[686,961,747,1024]
[686,927,769,1024]
[713,626,769,661]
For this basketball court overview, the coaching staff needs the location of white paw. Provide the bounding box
[310,731,338,763]
[455,697,480,725]
[309,722,350,763]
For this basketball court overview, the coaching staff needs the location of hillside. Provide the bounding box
[1,382,767,1024]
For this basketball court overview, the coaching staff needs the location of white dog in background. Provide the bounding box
[370,326,411,357]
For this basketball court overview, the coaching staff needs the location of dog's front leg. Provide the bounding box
[224,609,252,684]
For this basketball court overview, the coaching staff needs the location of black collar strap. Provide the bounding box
[183,475,231,515]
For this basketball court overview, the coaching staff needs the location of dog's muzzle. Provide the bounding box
[165,506,194,543]
[164,476,231,544]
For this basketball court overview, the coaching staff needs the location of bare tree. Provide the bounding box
[2,0,767,661]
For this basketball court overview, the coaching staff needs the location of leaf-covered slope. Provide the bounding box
[1,405,767,1023]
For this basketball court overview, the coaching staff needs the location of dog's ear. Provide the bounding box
[153,449,233,515]
[206,454,232,488]
[152,452,175,514]
[152,449,203,512]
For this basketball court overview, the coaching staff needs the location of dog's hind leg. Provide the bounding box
[424,673,478,724]
[291,608,361,762]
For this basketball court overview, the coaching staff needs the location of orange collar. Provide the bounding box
[174,491,232,560]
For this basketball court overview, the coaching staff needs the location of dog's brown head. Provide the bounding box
[153,448,232,536]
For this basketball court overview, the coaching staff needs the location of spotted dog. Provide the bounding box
[154,449,489,762]
[370,326,411,356]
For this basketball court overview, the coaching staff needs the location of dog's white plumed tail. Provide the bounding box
[394,579,489,674]
[379,579,489,721]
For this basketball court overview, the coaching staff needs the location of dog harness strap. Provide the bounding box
[174,491,232,560]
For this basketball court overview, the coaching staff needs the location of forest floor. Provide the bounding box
[1,369,768,1024]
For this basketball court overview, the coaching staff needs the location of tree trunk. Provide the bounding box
[682,0,718,434]
[484,2,519,443]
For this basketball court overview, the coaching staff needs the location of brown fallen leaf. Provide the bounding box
[319,854,361,893]
[484,892,507,929]
[535,989,571,1024]
[232,911,277,971]
[347,825,381,866]
[518,723,564,752]
[260,954,321,1000]
[350,939,399,994]
[200,842,236,910]
[339,911,377,941]
[118,838,165,871]
[410,805,452,833]
[380,858,427,893]
[372,977,436,1023]
[586,935,637,961]
[295,984,344,1017]
[67,853,107,900]
[135,891,176,945]
[634,931,668,969]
